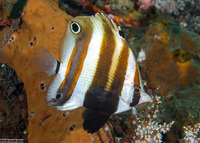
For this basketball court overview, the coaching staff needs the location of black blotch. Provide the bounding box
[83,86,119,113]
[83,110,111,134]
[69,124,76,131]
[56,93,62,99]
[40,82,46,90]
[72,23,79,32]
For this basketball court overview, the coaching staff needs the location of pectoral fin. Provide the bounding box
[83,109,111,134]
[35,47,60,76]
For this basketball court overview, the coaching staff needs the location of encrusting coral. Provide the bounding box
[0,0,112,142]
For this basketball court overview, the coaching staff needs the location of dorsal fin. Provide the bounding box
[94,13,119,33]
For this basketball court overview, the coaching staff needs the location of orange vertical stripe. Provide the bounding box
[60,44,77,89]
[134,59,140,86]
[65,39,91,98]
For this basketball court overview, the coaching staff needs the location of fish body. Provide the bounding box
[36,13,152,133]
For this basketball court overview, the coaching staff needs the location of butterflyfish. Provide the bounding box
[36,13,152,133]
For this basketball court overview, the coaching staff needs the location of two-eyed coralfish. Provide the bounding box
[36,13,152,133]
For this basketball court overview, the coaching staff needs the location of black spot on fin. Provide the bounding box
[35,47,60,76]
[83,109,111,134]
[84,85,119,113]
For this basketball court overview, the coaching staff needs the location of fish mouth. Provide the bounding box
[56,105,74,111]
[47,98,58,106]
[50,99,81,111]
[46,92,64,106]
[46,97,76,111]
[46,96,62,106]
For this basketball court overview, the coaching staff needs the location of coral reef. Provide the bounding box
[153,0,200,33]
[127,22,200,95]
[180,123,200,143]
[0,63,27,140]
[124,20,200,142]
[131,96,175,143]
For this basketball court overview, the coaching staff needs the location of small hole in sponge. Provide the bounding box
[69,124,76,131]
[63,111,69,117]
[50,26,55,30]
[33,36,37,41]
[8,36,15,44]
[40,82,46,90]
[29,42,34,47]
[30,112,35,118]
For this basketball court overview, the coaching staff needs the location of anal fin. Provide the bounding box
[35,47,60,76]
[83,109,111,134]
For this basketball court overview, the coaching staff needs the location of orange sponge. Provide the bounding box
[1,0,111,142]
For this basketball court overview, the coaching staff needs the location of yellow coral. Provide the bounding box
[171,49,191,85]
[158,32,170,45]
[156,22,167,32]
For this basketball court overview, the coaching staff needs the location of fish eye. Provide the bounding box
[70,22,81,34]
[56,93,62,99]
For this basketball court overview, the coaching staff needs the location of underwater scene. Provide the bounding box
[0,0,200,142]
